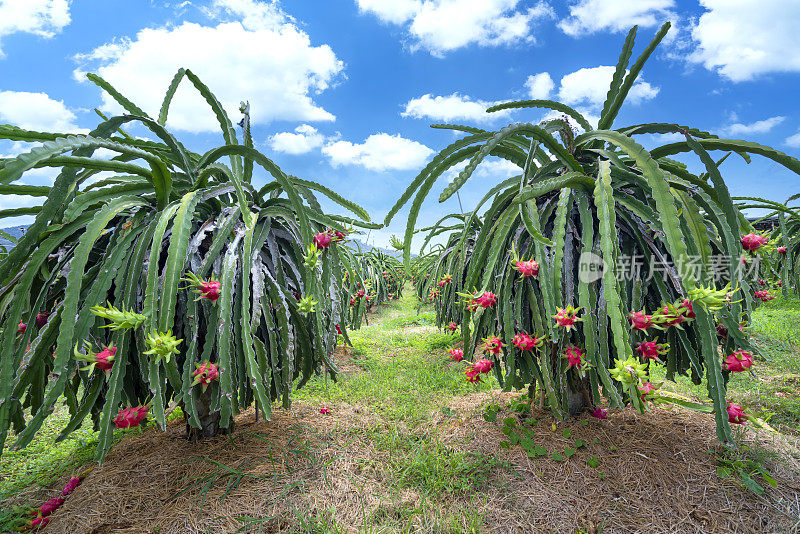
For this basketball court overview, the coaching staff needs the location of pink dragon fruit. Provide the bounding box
[482,336,504,355]
[754,290,774,302]
[474,291,497,309]
[724,350,753,372]
[777,246,787,254]
[335,324,342,335]
[564,346,584,369]
[39,497,64,516]
[438,274,452,287]
[511,333,542,352]
[349,298,355,306]
[628,311,654,332]
[30,517,50,529]
[94,346,117,372]
[726,401,747,425]
[472,358,494,374]
[199,280,221,302]
[357,289,365,298]
[514,260,539,278]
[319,406,331,414]
[446,322,458,333]
[448,349,464,362]
[553,306,582,330]
[635,340,668,361]
[591,407,608,419]
[36,311,50,328]
[192,362,220,391]
[113,406,149,429]
[741,233,768,252]
[61,476,82,496]
[465,366,482,383]
[17,321,26,334]
[639,382,658,401]
[313,232,332,249]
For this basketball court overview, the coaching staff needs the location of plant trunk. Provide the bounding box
[184,388,234,441]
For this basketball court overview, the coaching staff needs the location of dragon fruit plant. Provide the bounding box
[338,246,404,331]
[0,70,377,461]
[388,23,800,443]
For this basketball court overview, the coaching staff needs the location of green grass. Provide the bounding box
[295,292,496,424]
[653,293,800,435]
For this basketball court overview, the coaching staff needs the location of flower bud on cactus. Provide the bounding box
[723,350,753,372]
[303,244,323,269]
[192,361,220,391]
[448,348,464,362]
[90,301,148,330]
[144,330,182,364]
[610,356,648,387]
[553,305,582,330]
[297,295,317,315]
[482,336,504,355]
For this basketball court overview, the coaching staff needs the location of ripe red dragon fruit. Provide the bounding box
[511,333,541,351]
[472,358,494,373]
[331,229,347,242]
[448,348,464,361]
[438,274,452,287]
[192,362,220,391]
[635,340,668,361]
[319,406,331,414]
[564,346,584,369]
[741,233,768,252]
[446,322,458,333]
[17,321,26,334]
[313,232,332,249]
[514,260,540,278]
[61,476,82,496]
[357,289,365,298]
[39,497,64,516]
[36,311,50,328]
[639,381,658,401]
[679,298,695,319]
[388,293,394,299]
[754,290,773,302]
[94,346,117,372]
[777,246,787,254]
[349,298,355,306]
[591,407,608,419]
[465,366,482,383]
[628,311,654,332]
[724,350,753,372]
[199,280,221,302]
[30,517,50,529]
[553,306,582,330]
[482,336,504,355]
[758,279,766,287]
[726,401,747,425]
[656,303,686,327]
[114,406,149,429]
[335,324,342,335]
[472,291,497,309]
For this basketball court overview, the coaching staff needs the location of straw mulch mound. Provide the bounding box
[42,396,800,534]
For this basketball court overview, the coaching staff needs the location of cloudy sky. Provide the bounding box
[1,0,799,248]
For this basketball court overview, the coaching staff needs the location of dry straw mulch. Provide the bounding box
[39,394,800,534]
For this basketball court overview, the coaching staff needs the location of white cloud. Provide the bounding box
[0,0,70,57]
[722,116,785,136]
[401,93,511,124]
[322,133,433,171]
[74,1,343,133]
[269,124,326,154]
[525,72,554,99]
[442,157,520,183]
[0,90,80,131]
[786,130,800,149]
[559,0,674,36]
[356,0,554,55]
[689,0,800,82]
[557,66,658,110]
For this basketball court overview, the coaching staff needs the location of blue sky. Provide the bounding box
[1,0,799,249]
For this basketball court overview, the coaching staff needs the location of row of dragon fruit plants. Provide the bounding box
[398,23,800,445]
[0,22,798,468]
